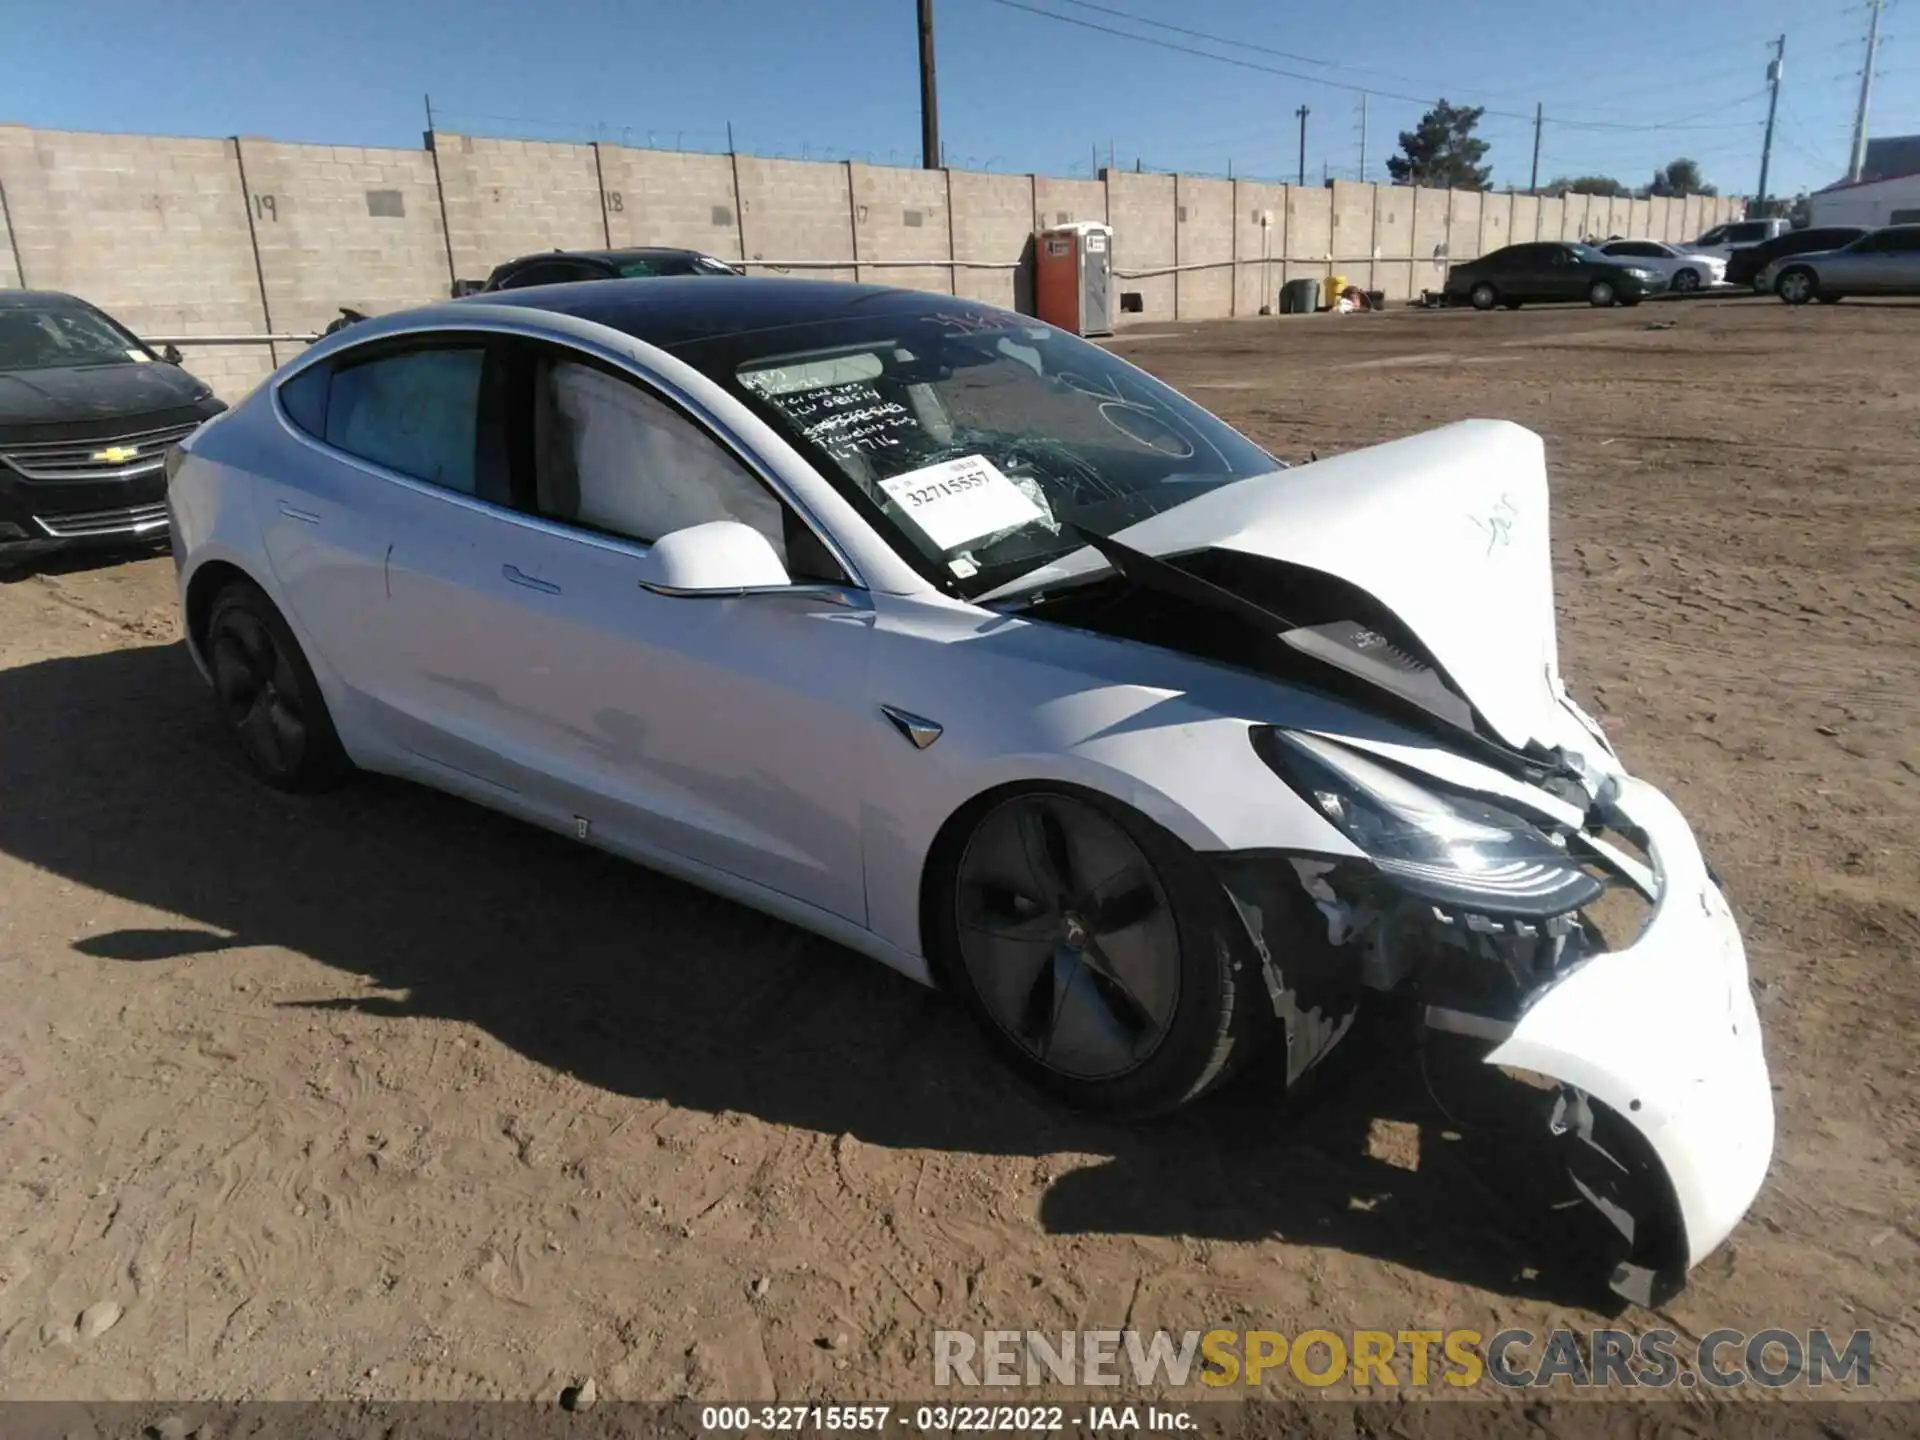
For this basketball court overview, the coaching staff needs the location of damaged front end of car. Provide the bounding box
[1215,724,1773,1306]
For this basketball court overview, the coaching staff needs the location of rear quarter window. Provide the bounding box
[278,364,330,437]
[323,348,486,494]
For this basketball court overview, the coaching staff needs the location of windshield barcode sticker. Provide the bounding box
[878,455,1045,554]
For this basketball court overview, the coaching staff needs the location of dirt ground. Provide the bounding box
[1,296,1915,1411]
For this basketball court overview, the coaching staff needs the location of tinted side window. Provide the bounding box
[278,363,330,437]
[1878,227,1920,252]
[1892,209,1920,226]
[530,357,849,582]
[1727,223,1770,243]
[500,260,604,289]
[325,348,485,493]
[531,358,841,577]
[1696,226,1728,246]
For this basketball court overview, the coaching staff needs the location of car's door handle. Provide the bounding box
[501,563,561,595]
[277,500,321,524]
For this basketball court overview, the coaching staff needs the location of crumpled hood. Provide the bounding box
[0,361,213,430]
[984,419,1576,755]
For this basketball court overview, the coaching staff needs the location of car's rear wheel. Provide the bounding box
[1588,279,1617,307]
[205,580,350,792]
[1776,267,1817,305]
[933,787,1268,1115]
[1672,268,1702,293]
[1470,282,1498,311]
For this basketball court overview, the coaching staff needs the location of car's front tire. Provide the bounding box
[930,786,1270,1116]
[1588,279,1618,307]
[205,579,351,792]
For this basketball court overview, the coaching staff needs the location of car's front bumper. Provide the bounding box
[1489,773,1774,1301]
[0,463,172,556]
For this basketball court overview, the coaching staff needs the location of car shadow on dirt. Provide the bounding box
[0,640,1629,1312]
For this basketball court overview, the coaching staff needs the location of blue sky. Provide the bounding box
[2,0,1908,198]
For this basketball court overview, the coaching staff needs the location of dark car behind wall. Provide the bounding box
[1724,226,1870,289]
[1444,242,1668,310]
[0,292,226,559]
[468,246,744,295]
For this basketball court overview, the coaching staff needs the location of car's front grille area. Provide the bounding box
[0,419,201,483]
[35,501,170,539]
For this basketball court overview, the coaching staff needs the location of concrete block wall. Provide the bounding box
[1174,176,1233,319]
[1561,192,1591,242]
[850,162,950,293]
[1479,191,1513,256]
[0,180,19,288]
[1411,187,1450,296]
[0,125,272,399]
[1329,180,1376,294]
[432,133,605,285]
[736,156,855,282]
[1509,193,1541,247]
[1627,198,1651,241]
[0,121,1758,407]
[1286,185,1334,295]
[600,147,742,260]
[947,170,1030,310]
[1370,187,1415,300]
[236,138,449,367]
[1447,188,1483,271]
[1680,194,1704,242]
[1031,177,1106,229]
[1233,183,1286,315]
[1105,171,1175,318]
[1536,195,1563,248]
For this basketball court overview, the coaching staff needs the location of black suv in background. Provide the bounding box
[0,292,226,561]
[460,246,744,296]
[1724,226,1870,290]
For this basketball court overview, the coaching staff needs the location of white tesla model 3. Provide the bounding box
[166,279,1772,1302]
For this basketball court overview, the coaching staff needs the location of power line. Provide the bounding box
[985,0,1769,134]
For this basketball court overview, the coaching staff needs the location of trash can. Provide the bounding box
[1034,222,1114,336]
[1280,277,1319,314]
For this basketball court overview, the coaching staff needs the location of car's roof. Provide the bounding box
[0,290,88,310]
[467,275,1002,350]
[497,246,717,268]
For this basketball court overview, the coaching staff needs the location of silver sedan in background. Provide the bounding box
[1763,224,1920,303]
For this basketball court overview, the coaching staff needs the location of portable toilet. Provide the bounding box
[1034,221,1113,337]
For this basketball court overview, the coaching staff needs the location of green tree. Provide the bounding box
[1545,175,1631,197]
[1648,158,1718,198]
[1386,100,1493,190]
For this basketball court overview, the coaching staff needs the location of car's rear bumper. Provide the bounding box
[1489,774,1774,1300]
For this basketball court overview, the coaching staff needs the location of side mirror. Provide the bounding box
[634,520,791,597]
[161,344,184,365]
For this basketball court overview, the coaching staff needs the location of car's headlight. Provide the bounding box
[1252,728,1605,917]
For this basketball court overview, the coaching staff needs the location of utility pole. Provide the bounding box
[1757,35,1785,206]
[917,0,940,170]
[1295,104,1309,187]
[1847,0,1883,182]
[1529,102,1543,192]
[1358,95,1368,183]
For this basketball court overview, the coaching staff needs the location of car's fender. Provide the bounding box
[854,595,1373,963]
